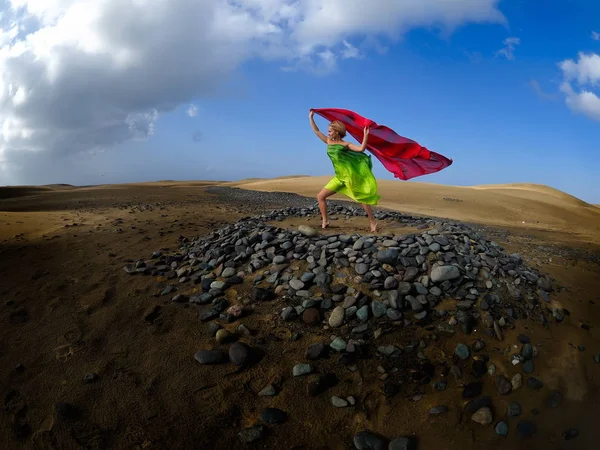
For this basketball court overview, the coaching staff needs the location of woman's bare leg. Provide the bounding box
[317,188,336,228]
[362,204,377,232]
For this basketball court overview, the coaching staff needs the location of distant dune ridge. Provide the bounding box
[1,176,599,244]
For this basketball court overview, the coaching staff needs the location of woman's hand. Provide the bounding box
[363,126,370,137]
[309,110,314,119]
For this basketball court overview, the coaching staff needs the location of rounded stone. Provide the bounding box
[455,343,470,360]
[329,306,345,328]
[194,349,227,365]
[229,342,251,366]
[495,421,509,437]
[302,308,320,325]
[471,406,493,425]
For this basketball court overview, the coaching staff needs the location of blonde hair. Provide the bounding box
[329,120,346,138]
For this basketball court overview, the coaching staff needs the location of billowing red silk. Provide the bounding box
[312,108,452,180]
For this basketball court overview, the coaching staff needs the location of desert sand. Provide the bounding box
[1,178,599,450]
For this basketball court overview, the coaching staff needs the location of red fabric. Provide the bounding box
[312,108,452,180]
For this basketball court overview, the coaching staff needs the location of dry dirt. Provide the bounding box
[1,180,599,450]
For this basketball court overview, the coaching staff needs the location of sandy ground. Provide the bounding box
[1,178,599,450]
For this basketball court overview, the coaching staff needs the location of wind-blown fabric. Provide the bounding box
[312,108,452,180]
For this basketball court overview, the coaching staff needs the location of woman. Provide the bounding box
[309,109,380,232]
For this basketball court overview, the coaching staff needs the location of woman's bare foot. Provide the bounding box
[322,221,330,229]
[370,222,378,233]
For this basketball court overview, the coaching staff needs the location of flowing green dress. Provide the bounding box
[324,143,381,205]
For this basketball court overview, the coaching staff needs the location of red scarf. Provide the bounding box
[312,108,452,180]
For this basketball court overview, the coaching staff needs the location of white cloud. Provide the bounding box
[496,36,520,60]
[341,40,361,59]
[0,0,506,184]
[592,31,600,41]
[186,104,198,117]
[559,52,600,122]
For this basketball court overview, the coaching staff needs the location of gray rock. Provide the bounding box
[455,344,470,360]
[495,375,512,395]
[258,384,277,396]
[371,301,387,318]
[353,430,388,450]
[329,306,345,327]
[430,265,460,283]
[388,437,416,450]
[495,421,509,437]
[508,402,521,417]
[298,225,318,237]
[330,338,347,352]
[229,342,251,366]
[471,407,493,425]
[293,363,313,377]
[357,305,370,322]
[194,349,226,365]
[289,279,305,290]
[331,396,349,407]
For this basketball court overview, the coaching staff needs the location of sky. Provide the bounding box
[0,0,599,203]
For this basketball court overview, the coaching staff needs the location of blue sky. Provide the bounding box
[0,0,599,203]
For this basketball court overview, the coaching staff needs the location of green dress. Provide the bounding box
[324,143,381,205]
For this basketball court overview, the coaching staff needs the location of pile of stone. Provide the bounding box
[125,204,560,333]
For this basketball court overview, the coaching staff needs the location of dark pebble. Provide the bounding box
[495,375,512,395]
[545,390,562,408]
[306,343,328,360]
[522,360,534,374]
[238,425,265,444]
[562,428,579,440]
[194,349,227,365]
[353,430,388,450]
[495,421,509,437]
[578,344,585,352]
[595,353,600,364]
[302,307,320,325]
[520,344,534,361]
[472,360,487,378]
[518,334,531,344]
[527,377,544,390]
[516,421,536,439]
[229,342,251,366]
[199,310,219,322]
[389,437,417,450]
[462,381,483,398]
[260,407,288,424]
[508,402,521,417]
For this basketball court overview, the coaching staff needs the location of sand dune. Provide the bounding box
[231,176,600,244]
[3,177,598,244]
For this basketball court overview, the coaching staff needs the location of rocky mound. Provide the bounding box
[123,204,572,447]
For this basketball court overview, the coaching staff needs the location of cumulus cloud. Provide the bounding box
[186,104,198,117]
[495,36,520,60]
[559,52,600,122]
[0,0,506,183]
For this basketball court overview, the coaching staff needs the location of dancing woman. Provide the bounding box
[309,109,380,232]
